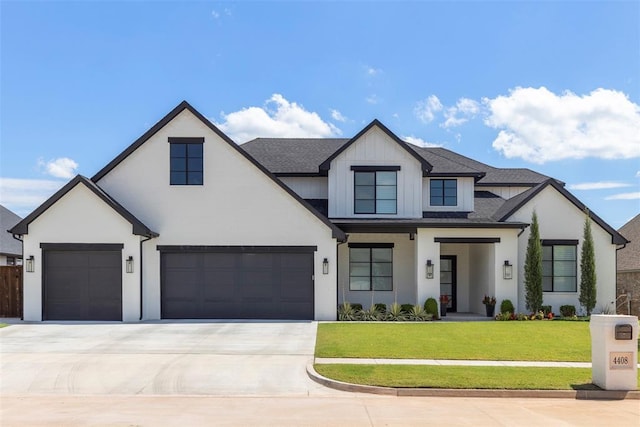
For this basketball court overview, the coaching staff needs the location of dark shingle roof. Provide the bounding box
[1,205,22,256]
[241,138,348,175]
[618,214,640,271]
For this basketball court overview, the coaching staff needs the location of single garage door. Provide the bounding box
[160,246,315,320]
[42,243,123,321]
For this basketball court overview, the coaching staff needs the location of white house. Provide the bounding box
[9,101,628,321]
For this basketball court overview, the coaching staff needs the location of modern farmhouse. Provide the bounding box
[10,101,628,321]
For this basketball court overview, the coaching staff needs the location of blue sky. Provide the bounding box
[1,1,639,229]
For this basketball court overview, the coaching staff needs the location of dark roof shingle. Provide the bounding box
[1,205,22,256]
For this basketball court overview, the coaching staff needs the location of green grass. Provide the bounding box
[316,322,593,361]
[314,364,640,390]
[0,323,7,328]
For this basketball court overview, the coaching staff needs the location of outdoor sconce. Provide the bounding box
[409,233,415,241]
[126,256,134,274]
[426,260,434,279]
[322,258,329,274]
[503,260,513,280]
[25,255,35,273]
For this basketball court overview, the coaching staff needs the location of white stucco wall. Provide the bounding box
[508,186,618,314]
[279,177,328,199]
[422,177,475,212]
[96,109,339,320]
[328,127,423,218]
[21,184,141,321]
[338,233,416,308]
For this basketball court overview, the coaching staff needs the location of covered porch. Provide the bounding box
[335,222,523,316]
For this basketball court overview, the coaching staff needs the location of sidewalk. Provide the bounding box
[315,357,640,368]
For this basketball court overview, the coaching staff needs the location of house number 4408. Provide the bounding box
[609,352,633,370]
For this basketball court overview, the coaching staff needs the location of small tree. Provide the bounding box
[524,211,543,313]
[579,210,597,315]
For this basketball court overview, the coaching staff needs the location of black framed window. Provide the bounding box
[170,139,203,185]
[542,243,577,292]
[349,244,393,291]
[353,169,397,214]
[430,179,457,206]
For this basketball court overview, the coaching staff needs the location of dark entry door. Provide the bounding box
[161,248,315,320]
[440,256,457,312]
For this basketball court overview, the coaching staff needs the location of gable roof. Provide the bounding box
[1,205,22,256]
[92,101,346,242]
[318,119,433,176]
[493,179,628,245]
[9,175,158,237]
[617,213,640,271]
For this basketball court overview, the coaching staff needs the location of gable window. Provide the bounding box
[430,179,457,206]
[349,243,393,291]
[542,240,577,292]
[352,166,399,214]
[169,137,204,185]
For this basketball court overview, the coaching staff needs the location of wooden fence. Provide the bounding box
[0,266,22,318]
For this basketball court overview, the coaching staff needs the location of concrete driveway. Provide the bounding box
[0,321,337,396]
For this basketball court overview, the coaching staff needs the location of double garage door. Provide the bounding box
[160,246,315,320]
[42,244,123,321]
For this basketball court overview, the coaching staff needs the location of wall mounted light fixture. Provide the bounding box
[126,256,134,274]
[25,255,35,273]
[322,258,329,275]
[409,233,415,241]
[503,260,513,280]
[426,260,434,279]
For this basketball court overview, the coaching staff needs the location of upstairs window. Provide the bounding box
[352,166,399,214]
[169,137,203,185]
[542,240,577,292]
[430,179,457,206]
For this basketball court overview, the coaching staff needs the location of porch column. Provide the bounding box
[416,229,440,307]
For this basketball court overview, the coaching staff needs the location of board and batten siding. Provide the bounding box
[478,186,532,200]
[21,184,141,321]
[278,177,328,199]
[328,127,423,218]
[95,108,339,320]
[507,186,617,314]
[422,177,475,212]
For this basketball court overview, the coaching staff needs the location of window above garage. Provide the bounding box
[169,137,204,185]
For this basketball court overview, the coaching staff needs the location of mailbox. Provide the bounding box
[615,324,633,340]
[590,315,638,390]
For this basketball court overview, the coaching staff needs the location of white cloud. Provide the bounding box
[402,135,442,148]
[484,87,640,163]
[366,66,382,76]
[0,178,65,216]
[636,171,640,178]
[211,10,220,19]
[365,94,379,105]
[605,192,640,200]
[442,98,480,128]
[415,95,443,123]
[568,181,632,190]
[215,94,340,143]
[330,109,347,122]
[38,157,78,179]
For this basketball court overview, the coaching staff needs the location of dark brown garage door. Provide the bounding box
[160,246,315,320]
[42,243,123,321]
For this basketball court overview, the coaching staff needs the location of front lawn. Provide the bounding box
[316,322,592,361]
[314,365,601,390]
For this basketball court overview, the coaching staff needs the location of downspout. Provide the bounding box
[139,235,153,320]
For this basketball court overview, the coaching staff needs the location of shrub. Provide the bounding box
[337,302,358,321]
[351,303,363,311]
[374,303,387,314]
[423,298,438,318]
[362,305,382,321]
[560,305,576,318]
[401,304,414,313]
[516,313,529,321]
[408,305,432,321]
[541,305,552,316]
[495,312,512,321]
[386,302,406,321]
[500,299,515,314]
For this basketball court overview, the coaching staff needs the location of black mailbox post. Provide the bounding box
[614,324,633,340]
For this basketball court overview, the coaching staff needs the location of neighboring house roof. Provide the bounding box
[9,175,159,238]
[1,205,22,256]
[494,179,629,245]
[318,119,434,176]
[92,101,346,242]
[618,213,640,271]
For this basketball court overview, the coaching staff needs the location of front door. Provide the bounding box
[440,256,457,312]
